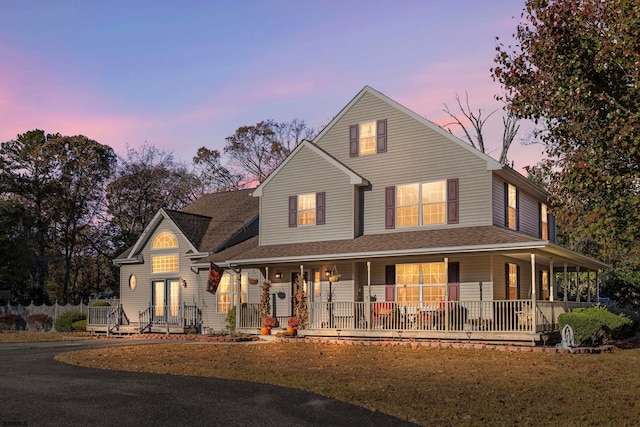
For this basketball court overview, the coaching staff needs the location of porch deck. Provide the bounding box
[87,304,202,335]
[239,300,590,344]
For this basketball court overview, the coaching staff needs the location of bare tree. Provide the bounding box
[443,92,519,165]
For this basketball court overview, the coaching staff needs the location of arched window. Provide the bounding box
[152,231,178,249]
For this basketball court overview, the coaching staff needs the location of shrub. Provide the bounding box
[225,305,236,332]
[54,311,86,332]
[26,314,53,332]
[559,306,635,345]
[72,319,87,331]
[0,314,25,331]
[609,306,640,332]
[92,301,111,307]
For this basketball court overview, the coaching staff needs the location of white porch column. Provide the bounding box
[549,258,555,302]
[596,271,600,302]
[299,264,304,293]
[531,253,537,332]
[563,263,568,302]
[444,257,449,332]
[587,269,592,303]
[366,261,371,327]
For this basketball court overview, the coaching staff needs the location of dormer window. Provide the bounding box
[349,119,387,157]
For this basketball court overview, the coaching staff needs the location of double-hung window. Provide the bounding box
[540,203,548,239]
[396,262,446,307]
[349,119,387,157]
[506,263,519,300]
[288,192,325,227]
[505,183,519,230]
[386,179,458,229]
[395,181,446,227]
[217,273,247,313]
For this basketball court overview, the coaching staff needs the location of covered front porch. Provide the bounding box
[231,242,608,344]
[239,298,593,343]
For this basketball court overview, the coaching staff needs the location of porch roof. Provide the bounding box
[212,226,605,270]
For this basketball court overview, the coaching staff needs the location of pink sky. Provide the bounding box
[0,1,543,173]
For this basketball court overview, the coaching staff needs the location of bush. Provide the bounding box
[0,314,25,331]
[26,314,52,332]
[225,305,236,332]
[72,319,87,331]
[54,311,86,332]
[559,306,635,346]
[92,301,111,307]
[609,306,640,332]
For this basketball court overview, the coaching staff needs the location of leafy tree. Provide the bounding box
[42,135,116,303]
[0,200,36,302]
[224,119,316,183]
[107,144,198,252]
[192,147,243,193]
[492,0,640,285]
[0,130,60,302]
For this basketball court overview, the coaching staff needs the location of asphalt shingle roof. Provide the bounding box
[208,226,544,265]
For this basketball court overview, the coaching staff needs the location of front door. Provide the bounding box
[152,279,180,323]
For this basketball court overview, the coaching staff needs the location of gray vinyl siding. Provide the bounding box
[259,145,356,245]
[316,91,493,235]
[492,255,533,300]
[492,174,544,238]
[519,190,541,238]
[492,176,505,227]
[119,219,202,324]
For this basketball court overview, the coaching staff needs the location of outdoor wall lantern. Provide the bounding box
[325,269,331,278]
[275,271,283,280]
[181,278,187,287]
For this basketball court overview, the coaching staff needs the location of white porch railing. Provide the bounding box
[238,300,590,334]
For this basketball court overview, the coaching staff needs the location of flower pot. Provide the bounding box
[286,326,297,336]
[261,327,271,335]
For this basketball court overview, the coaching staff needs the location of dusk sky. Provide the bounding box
[1,1,543,174]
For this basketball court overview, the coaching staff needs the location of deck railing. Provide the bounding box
[237,300,588,334]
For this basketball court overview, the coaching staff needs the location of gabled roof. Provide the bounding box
[313,85,504,171]
[252,139,368,197]
[114,189,259,263]
[180,189,259,253]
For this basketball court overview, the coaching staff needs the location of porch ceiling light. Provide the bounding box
[275,271,282,280]
[325,270,331,277]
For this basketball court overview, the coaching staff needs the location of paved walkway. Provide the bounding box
[0,339,415,427]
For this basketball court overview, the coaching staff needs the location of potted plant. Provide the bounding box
[286,316,299,336]
[262,316,279,334]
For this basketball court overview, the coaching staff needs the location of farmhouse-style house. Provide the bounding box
[89,86,607,343]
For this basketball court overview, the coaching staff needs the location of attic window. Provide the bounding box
[152,231,178,249]
[349,119,387,157]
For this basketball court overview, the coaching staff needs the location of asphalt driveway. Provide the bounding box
[0,339,415,426]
